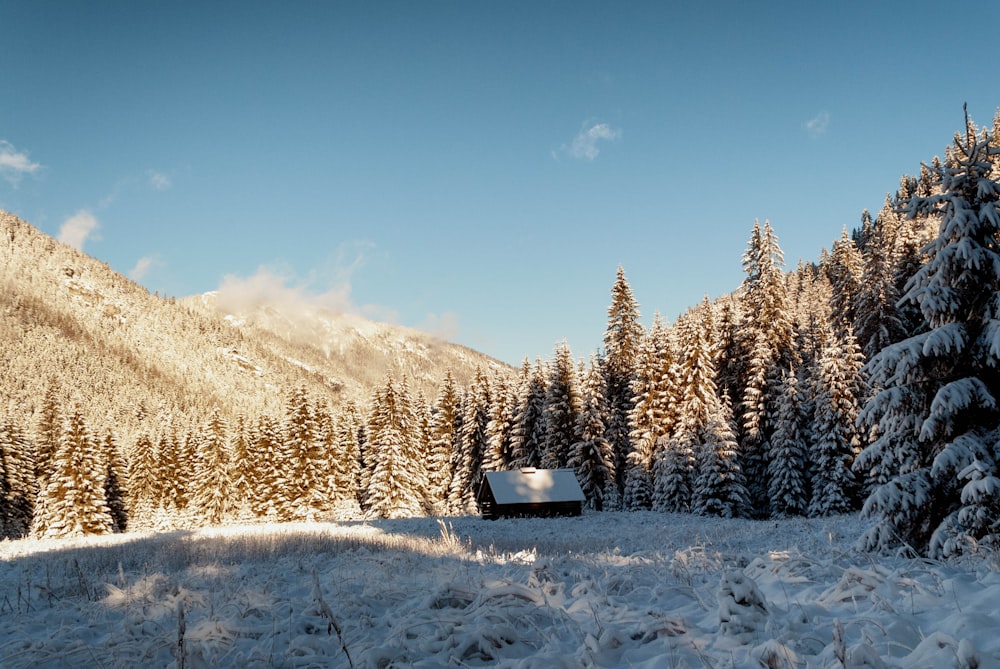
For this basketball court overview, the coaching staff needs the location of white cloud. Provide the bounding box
[0,140,41,184]
[563,122,622,161]
[217,266,355,315]
[100,170,172,207]
[805,111,831,138]
[216,241,374,317]
[148,170,171,191]
[418,311,460,341]
[57,210,100,251]
[214,244,458,342]
[128,255,163,282]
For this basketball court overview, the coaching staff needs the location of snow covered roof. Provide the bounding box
[481,469,585,505]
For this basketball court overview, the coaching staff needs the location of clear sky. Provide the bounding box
[1,1,998,366]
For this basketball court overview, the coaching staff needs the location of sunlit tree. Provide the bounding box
[857,110,1000,556]
[32,407,113,538]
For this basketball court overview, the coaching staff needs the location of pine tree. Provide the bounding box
[317,408,342,510]
[675,301,722,432]
[603,266,644,495]
[192,408,232,526]
[281,385,323,520]
[857,110,1000,556]
[251,414,283,519]
[509,360,547,470]
[620,438,654,510]
[366,375,427,518]
[542,341,581,470]
[626,314,678,510]
[621,455,653,511]
[670,299,749,517]
[0,426,11,536]
[333,402,363,511]
[891,183,937,335]
[648,303,708,514]
[428,372,461,511]
[826,228,864,334]
[34,380,62,489]
[657,307,710,513]
[358,418,374,513]
[954,460,1000,552]
[0,417,35,538]
[399,375,430,510]
[917,161,938,198]
[788,261,832,381]
[176,427,199,512]
[228,414,255,520]
[569,357,615,510]
[808,327,863,517]
[854,208,874,249]
[127,432,158,526]
[101,431,128,533]
[854,204,907,359]
[449,369,491,514]
[715,295,748,413]
[739,219,793,517]
[484,374,516,472]
[153,425,181,511]
[31,407,113,538]
[652,435,694,513]
[692,394,749,518]
[767,368,809,517]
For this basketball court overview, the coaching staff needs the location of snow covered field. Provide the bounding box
[1,512,997,668]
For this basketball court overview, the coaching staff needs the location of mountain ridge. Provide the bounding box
[0,209,510,445]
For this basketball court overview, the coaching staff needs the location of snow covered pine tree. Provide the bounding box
[856,108,1000,557]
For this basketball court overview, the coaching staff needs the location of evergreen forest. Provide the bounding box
[3,109,1000,561]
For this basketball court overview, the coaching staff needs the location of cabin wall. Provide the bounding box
[485,501,582,520]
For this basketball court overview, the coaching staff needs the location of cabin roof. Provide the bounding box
[479,468,585,505]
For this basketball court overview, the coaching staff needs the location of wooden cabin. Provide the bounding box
[476,468,586,520]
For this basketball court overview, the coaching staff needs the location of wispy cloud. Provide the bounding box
[215,242,374,317]
[557,122,622,161]
[128,255,163,282]
[213,243,458,342]
[217,265,356,315]
[57,210,100,251]
[99,169,173,207]
[148,170,172,191]
[418,311,460,341]
[0,140,41,185]
[804,111,831,138]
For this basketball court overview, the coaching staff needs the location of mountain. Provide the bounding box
[182,290,510,403]
[0,209,510,445]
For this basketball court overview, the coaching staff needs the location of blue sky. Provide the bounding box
[2,1,998,366]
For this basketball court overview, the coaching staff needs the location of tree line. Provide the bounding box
[2,109,999,560]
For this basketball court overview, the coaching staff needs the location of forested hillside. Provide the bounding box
[2,109,999,561]
[0,209,508,533]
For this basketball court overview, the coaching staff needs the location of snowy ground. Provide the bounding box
[1,512,997,668]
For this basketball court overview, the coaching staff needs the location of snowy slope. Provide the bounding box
[0,209,510,444]
[1,512,996,668]
[186,290,510,404]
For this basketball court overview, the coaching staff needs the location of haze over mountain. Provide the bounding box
[0,209,509,446]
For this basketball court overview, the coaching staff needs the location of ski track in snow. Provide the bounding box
[1,512,997,668]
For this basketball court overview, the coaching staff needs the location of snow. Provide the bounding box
[483,469,586,505]
[1,512,998,668]
[218,348,264,376]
